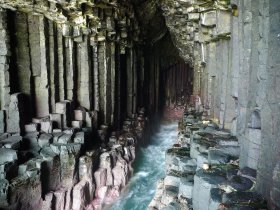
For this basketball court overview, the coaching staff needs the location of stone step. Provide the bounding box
[222,191,267,209]
[193,167,227,210]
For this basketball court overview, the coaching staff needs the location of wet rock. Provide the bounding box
[72,120,83,129]
[178,177,193,199]
[112,158,129,188]
[0,135,22,149]
[25,123,39,132]
[41,121,53,133]
[222,191,266,209]
[238,167,257,181]
[72,180,90,210]
[166,149,196,173]
[9,174,42,209]
[219,175,253,193]
[38,192,53,210]
[0,148,17,164]
[103,186,121,205]
[0,133,10,141]
[74,131,85,144]
[63,127,76,135]
[0,179,9,207]
[57,133,73,144]
[193,168,226,210]
[196,153,208,170]
[161,186,179,206]
[85,111,96,128]
[53,189,67,210]
[190,137,216,159]
[215,145,240,158]
[52,132,64,143]
[208,149,232,165]
[162,201,181,210]
[38,133,53,148]
[99,152,111,169]
[209,188,224,210]
[94,168,107,189]
[164,175,181,188]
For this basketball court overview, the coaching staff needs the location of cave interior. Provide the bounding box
[0,0,280,209]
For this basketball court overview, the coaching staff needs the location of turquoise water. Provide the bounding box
[108,122,178,210]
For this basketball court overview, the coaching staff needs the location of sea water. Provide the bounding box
[109,122,178,210]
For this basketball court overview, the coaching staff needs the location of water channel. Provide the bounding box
[109,122,178,210]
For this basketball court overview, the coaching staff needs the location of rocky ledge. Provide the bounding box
[148,109,267,210]
[0,92,149,210]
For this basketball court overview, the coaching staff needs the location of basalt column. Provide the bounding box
[77,36,92,110]
[0,10,10,133]
[29,15,50,118]
[0,0,154,209]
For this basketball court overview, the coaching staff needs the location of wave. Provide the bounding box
[109,122,178,210]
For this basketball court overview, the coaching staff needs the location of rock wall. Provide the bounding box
[0,97,149,209]
[155,0,280,207]
[149,110,267,210]
[0,1,158,209]
[0,0,149,129]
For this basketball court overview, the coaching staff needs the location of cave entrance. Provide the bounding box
[145,32,194,120]
[163,62,193,109]
[161,61,193,120]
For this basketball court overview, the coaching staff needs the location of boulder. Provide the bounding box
[0,135,22,149]
[72,120,83,129]
[74,132,85,144]
[0,148,17,164]
[41,121,53,133]
[25,123,39,132]
[38,133,53,148]
[57,133,73,144]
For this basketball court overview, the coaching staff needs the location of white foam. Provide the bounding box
[109,122,178,210]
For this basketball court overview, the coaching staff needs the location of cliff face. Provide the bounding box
[0,0,142,124]
[154,0,279,208]
[133,0,279,208]
[0,1,155,209]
